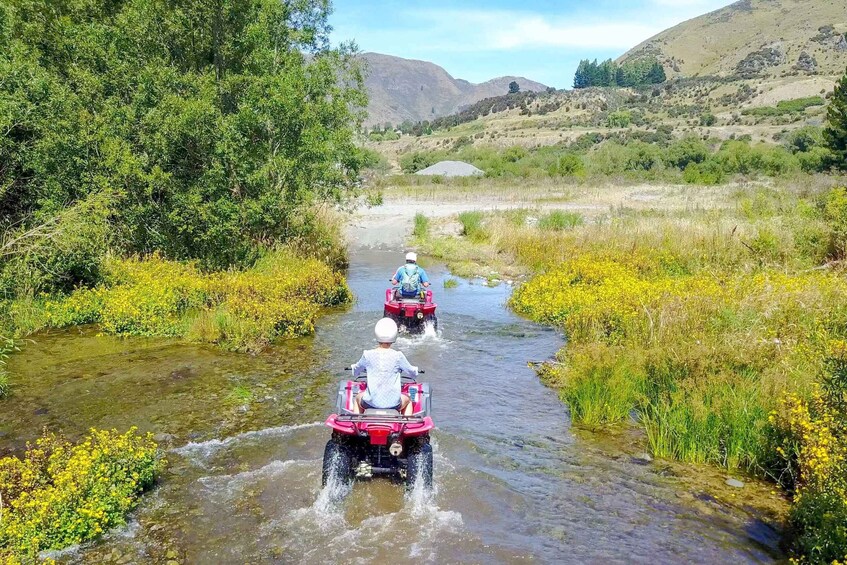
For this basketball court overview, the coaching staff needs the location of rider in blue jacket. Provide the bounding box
[391,252,430,298]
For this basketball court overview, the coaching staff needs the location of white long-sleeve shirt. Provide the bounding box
[352,348,418,408]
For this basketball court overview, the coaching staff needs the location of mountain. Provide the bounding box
[620,0,847,79]
[360,52,548,127]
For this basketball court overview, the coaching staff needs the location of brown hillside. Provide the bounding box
[620,0,847,79]
[361,52,547,127]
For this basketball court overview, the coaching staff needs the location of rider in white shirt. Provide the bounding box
[352,318,418,415]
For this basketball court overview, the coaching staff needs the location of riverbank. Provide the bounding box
[394,179,847,563]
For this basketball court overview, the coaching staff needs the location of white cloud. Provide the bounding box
[402,7,715,52]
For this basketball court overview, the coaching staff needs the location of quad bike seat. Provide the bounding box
[364,408,401,416]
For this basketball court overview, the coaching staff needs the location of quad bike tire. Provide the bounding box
[322,438,353,487]
[406,442,433,490]
[424,314,438,331]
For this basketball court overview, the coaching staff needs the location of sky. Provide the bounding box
[329,0,734,88]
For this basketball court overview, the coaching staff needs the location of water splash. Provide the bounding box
[172,422,322,460]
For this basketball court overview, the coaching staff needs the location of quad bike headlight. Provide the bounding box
[416,311,424,320]
[389,442,403,456]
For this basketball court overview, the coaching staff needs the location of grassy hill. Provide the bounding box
[621,0,847,79]
[361,52,548,127]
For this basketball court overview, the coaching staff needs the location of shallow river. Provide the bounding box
[1,246,782,564]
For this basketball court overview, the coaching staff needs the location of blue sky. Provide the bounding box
[329,0,733,88]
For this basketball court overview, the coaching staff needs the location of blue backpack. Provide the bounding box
[399,265,421,294]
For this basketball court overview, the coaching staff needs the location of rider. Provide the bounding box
[391,252,430,299]
[352,318,418,415]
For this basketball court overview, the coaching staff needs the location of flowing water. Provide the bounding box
[0,244,783,564]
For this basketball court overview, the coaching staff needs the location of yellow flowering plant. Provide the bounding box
[0,428,162,562]
[42,249,351,351]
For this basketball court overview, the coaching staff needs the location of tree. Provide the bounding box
[509,81,520,94]
[574,60,590,89]
[824,68,847,170]
[646,62,668,84]
[0,0,367,285]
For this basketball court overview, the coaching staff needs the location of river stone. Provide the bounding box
[726,478,745,488]
[634,452,653,463]
[153,432,175,444]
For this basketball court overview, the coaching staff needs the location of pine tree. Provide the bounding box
[824,68,847,171]
[574,60,590,89]
[646,62,667,84]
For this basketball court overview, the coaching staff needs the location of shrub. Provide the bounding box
[43,250,350,351]
[538,211,584,231]
[365,191,384,207]
[769,364,847,563]
[741,96,826,117]
[549,153,585,177]
[606,110,632,128]
[413,213,430,238]
[664,137,710,170]
[399,152,437,174]
[443,277,459,289]
[458,211,488,243]
[824,186,847,259]
[0,428,161,561]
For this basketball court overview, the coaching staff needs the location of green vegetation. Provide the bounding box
[741,96,825,117]
[458,211,488,243]
[418,185,847,562]
[0,428,161,561]
[0,0,363,389]
[393,132,832,185]
[825,68,847,171]
[537,211,583,231]
[574,57,666,88]
[443,277,460,289]
[413,213,431,238]
[1,250,350,353]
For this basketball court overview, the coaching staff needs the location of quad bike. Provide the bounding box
[322,370,434,489]
[383,287,437,334]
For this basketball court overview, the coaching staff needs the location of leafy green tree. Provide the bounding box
[824,68,847,170]
[509,81,520,94]
[0,0,367,287]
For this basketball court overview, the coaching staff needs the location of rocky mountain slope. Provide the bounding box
[361,52,547,127]
[620,0,847,79]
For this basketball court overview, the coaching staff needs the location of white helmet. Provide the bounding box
[405,252,417,263]
[374,317,398,343]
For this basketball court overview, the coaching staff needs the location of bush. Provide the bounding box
[457,211,487,243]
[741,97,826,117]
[0,428,161,561]
[400,152,437,174]
[769,364,847,563]
[606,111,632,128]
[538,211,584,231]
[43,250,351,351]
[549,153,585,177]
[664,137,710,170]
[824,186,847,259]
[413,213,430,238]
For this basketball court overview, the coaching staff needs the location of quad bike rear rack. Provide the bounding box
[335,413,427,424]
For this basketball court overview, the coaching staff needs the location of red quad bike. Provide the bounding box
[323,370,434,490]
[383,287,437,334]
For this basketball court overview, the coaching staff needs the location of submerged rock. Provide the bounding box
[726,478,745,488]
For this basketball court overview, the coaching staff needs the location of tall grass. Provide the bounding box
[457,211,488,242]
[413,213,430,238]
[537,210,584,231]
